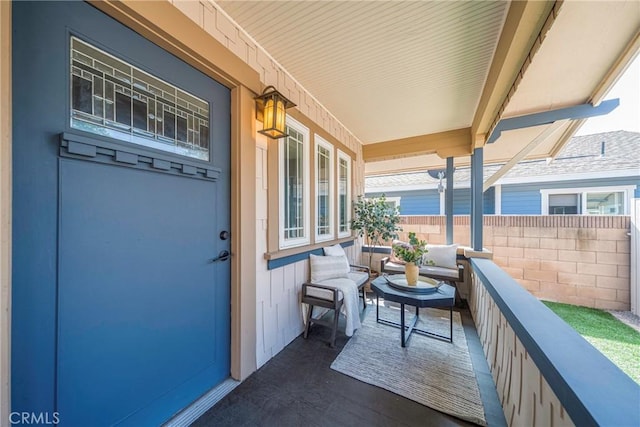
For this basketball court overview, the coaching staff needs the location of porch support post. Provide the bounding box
[445,157,454,244]
[0,1,11,423]
[230,85,257,380]
[471,148,484,251]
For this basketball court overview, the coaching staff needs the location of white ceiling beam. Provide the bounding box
[548,31,640,159]
[362,128,471,163]
[483,120,567,192]
[471,1,557,149]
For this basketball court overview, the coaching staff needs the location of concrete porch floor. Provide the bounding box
[193,300,507,426]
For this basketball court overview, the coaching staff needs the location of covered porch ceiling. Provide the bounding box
[216,0,640,176]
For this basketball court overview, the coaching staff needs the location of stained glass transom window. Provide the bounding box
[70,37,210,161]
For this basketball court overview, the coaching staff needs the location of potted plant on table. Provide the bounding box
[351,194,401,272]
[392,232,427,286]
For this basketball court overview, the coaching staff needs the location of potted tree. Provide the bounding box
[351,194,401,271]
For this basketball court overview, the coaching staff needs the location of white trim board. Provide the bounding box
[337,149,352,238]
[495,168,639,186]
[314,134,335,242]
[163,378,241,427]
[279,115,311,249]
[366,168,639,194]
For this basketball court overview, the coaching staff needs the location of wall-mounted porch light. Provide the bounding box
[255,85,296,139]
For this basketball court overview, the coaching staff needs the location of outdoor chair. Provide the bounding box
[302,244,370,347]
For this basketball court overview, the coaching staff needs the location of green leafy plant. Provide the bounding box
[351,194,401,270]
[393,232,427,265]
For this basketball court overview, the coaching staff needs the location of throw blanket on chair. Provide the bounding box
[312,277,362,336]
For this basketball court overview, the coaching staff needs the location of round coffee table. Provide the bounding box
[371,275,456,347]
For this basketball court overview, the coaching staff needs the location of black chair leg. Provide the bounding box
[330,307,340,348]
[303,305,313,339]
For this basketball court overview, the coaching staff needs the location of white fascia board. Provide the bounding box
[366,168,639,194]
[494,168,640,186]
[365,183,470,193]
[365,184,434,193]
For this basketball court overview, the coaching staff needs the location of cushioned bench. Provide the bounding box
[380,258,463,282]
[380,242,464,283]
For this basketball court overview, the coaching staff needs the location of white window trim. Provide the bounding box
[279,115,310,249]
[540,185,636,215]
[337,149,351,238]
[315,135,334,242]
[382,196,401,210]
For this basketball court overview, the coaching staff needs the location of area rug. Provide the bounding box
[330,305,487,426]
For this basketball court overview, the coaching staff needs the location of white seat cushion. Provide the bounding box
[382,261,405,273]
[347,271,369,287]
[419,265,460,280]
[305,285,344,301]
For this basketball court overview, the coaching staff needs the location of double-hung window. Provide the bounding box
[337,150,351,238]
[541,186,635,215]
[315,136,334,242]
[275,116,356,252]
[279,116,310,248]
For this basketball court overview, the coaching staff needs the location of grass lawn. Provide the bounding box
[543,301,640,384]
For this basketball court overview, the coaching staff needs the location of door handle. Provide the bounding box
[210,250,230,263]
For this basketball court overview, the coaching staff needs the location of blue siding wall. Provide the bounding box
[453,188,495,215]
[501,177,640,214]
[501,186,541,214]
[367,188,495,215]
[367,191,440,214]
[400,192,440,214]
[367,177,638,216]
[484,187,495,214]
[453,188,470,214]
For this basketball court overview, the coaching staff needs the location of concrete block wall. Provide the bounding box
[396,216,632,310]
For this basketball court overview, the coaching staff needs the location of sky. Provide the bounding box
[576,54,640,135]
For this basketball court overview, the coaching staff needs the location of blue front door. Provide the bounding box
[12,2,231,425]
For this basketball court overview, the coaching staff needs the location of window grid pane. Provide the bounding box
[70,37,210,161]
[284,129,305,240]
[549,193,579,215]
[586,191,623,215]
[317,145,331,236]
[339,157,348,232]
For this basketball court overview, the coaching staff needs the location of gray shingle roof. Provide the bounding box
[366,130,640,189]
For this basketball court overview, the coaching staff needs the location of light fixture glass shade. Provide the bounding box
[263,99,276,135]
[275,99,285,133]
[255,86,296,139]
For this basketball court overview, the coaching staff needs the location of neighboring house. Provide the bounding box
[366,131,640,216]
